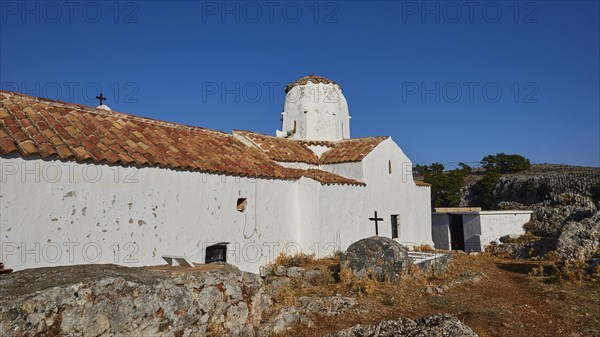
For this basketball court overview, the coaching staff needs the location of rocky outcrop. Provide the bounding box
[0,264,272,337]
[323,314,478,337]
[341,236,413,281]
[556,211,600,264]
[461,165,600,208]
[466,165,600,272]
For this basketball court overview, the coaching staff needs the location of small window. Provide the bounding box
[237,198,247,212]
[391,214,400,239]
[205,244,227,263]
[388,160,392,175]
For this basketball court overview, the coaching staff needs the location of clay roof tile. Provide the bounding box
[0,90,364,186]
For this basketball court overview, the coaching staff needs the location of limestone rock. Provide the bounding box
[556,211,600,263]
[274,265,287,276]
[341,236,413,281]
[258,307,313,336]
[298,296,365,316]
[303,269,323,284]
[0,264,271,337]
[286,266,305,278]
[324,314,478,337]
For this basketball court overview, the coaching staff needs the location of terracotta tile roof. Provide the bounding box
[234,130,387,165]
[285,74,340,93]
[317,137,388,164]
[233,130,319,164]
[414,180,432,187]
[0,91,364,186]
[289,168,366,186]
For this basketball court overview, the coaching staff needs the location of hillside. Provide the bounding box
[460,164,600,208]
[457,164,600,275]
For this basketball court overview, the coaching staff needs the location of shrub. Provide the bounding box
[528,265,545,277]
[413,244,435,252]
[381,295,395,306]
[340,267,377,295]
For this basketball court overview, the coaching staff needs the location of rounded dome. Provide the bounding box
[285,74,341,93]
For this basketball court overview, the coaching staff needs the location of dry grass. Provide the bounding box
[275,282,298,306]
[273,252,316,268]
[206,321,223,337]
[286,253,600,337]
[338,267,378,295]
[412,244,435,252]
[554,259,588,284]
[592,265,600,284]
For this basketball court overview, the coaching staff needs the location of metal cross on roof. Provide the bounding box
[96,93,106,106]
[369,211,383,236]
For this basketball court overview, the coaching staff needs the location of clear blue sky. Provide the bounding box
[1,1,598,167]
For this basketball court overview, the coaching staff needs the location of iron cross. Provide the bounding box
[96,93,106,106]
[369,211,383,236]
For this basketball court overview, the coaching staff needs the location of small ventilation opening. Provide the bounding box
[205,244,227,263]
[237,198,247,212]
[388,160,392,175]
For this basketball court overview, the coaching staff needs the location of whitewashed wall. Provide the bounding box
[0,156,302,273]
[361,138,433,246]
[479,211,531,248]
[320,162,363,182]
[318,183,366,255]
[278,82,350,141]
[431,211,532,252]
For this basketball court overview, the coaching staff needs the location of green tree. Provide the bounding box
[422,163,467,208]
[481,153,530,173]
[458,162,472,173]
[471,170,501,209]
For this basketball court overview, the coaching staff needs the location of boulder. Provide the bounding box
[556,211,600,263]
[286,266,305,278]
[0,264,272,337]
[324,314,478,337]
[341,236,413,281]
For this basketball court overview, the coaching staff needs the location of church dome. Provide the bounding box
[285,74,341,93]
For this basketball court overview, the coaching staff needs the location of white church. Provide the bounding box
[0,75,433,273]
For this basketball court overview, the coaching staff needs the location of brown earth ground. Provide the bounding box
[284,253,600,337]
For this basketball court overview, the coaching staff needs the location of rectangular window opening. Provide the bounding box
[391,214,400,239]
[205,244,227,263]
[237,198,247,212]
